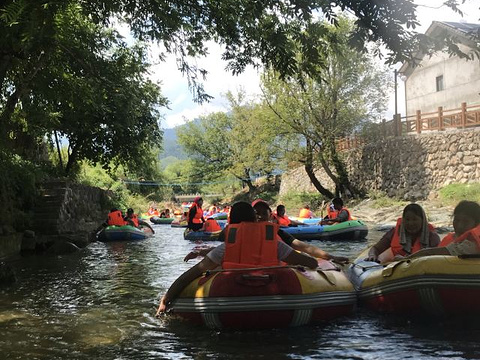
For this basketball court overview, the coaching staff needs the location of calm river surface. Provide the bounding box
[1,225,480,359]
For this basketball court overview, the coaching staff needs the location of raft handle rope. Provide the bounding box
[204,265,307,276]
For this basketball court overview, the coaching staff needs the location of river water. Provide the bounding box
[1,225,480,359]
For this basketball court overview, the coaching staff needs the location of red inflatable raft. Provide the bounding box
[168,260,356,329]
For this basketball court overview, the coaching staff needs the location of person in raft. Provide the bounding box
[320,198,351,225]
[406,200,480,258]
[365,203,440,263]
[298,205,315,219]
[187,197,205,231]
[272,205,306,227]
[183,200,350,264]
[124,208,155,233]
[201,217,223,233]
[253,199,349,264]
[155,201,318,315]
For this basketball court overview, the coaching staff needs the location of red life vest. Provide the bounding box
[273,214,291,227]
[108,210,125,226]
[439,232,455,247]
[327,207,338,219]
[298,208,312,218]
[203,218,222,233]
[223,222,280,269]
[453,224,480,248]
[127,214,139,227]
[390,218,434,256]
[188,203,204,224]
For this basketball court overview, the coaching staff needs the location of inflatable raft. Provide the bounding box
[289,217,322,225]
[168,260,356,329]
[184,229,223,241]
[97,225,153,242]
[208,212,228,220]
[347,250,480,317]
[171,219,188,228]
[150,216,174,224]
[282,220,368,241]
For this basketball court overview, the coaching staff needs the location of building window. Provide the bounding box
[436,75,444,92]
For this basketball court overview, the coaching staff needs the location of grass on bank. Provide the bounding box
[438,183,480,206]
[366,191,408,209]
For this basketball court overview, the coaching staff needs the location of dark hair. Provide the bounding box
[127,208,134,213]
[454,200,480,225]
[230,202,256,224]
[402,203,424,219]
[277,205,285,212]
[110,208,118,212]
[332,198,343,207]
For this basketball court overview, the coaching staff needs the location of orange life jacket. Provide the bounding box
[327,207,338,219]
[188,203,204,224]
[203,218,222,232]
[208,205,218,215]
[108,210,125,226]
[127,214,139,227]
[390,218,434,256]
[298,208,312,219]
[439,232,456,247]
[453,224,480,248]
[223,222,280,269]
[273,214,291,227]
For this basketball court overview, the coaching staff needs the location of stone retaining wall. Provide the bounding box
[0,181,112,259]
[280,128,480,199]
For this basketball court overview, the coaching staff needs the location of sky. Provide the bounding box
[145,0,480,129]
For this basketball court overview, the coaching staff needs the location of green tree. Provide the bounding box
[261,17,391,198]
[7,5,167,176]
[177,91,282,193]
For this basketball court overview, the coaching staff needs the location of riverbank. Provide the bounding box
[350,198,454,230]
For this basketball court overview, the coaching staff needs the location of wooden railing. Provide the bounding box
[336,102,480,152]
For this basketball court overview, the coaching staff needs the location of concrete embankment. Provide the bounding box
[0,180,111,261]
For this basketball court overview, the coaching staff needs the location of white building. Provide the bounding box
[400,21,480,117]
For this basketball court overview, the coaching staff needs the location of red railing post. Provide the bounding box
[438,106,444,130]
[461,102,467,128]
[416,110,422,134]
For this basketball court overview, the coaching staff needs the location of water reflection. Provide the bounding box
[0,226,476,359]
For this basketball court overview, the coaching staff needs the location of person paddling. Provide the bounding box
[156,202,318,315]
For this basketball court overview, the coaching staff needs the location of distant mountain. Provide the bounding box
[160,127,186,161]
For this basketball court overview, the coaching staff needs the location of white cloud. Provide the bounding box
[162,102,229,129]
[147,0,479,128]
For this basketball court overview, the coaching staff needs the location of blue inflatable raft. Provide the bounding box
[281,220,368,241]
[97,225,153,242]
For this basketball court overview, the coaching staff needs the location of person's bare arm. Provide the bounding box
[156,257,218,315]
[183,247,215,262]
[283,251,318,269]
[291,239,349,263]
[365,228,395,262]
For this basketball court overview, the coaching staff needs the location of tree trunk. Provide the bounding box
[304,140,335,199]
[326,135,357,198]
[64,144,77,176]
[243,168,256,193]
